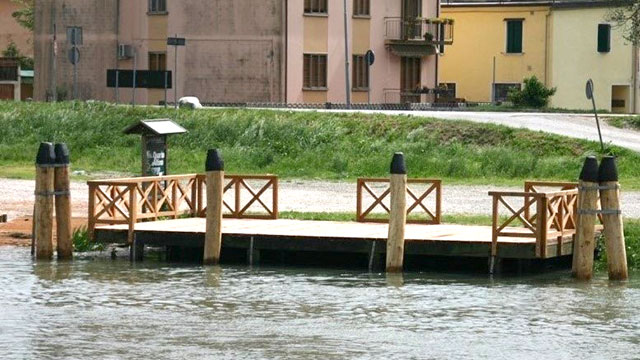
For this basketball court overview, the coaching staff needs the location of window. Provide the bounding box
[354,0,370,16]
[66,27,83,46]
[352,55,369,90]
[304,0,327,14]
[506,19,523,54]
[149,52,167,71]
[149,0,167,14]
[598,24,611,53]
[303,54,327,89]
[401,57,421,103]
[493,83,521,102]
[0,59,18,81]
[439,83,456,99]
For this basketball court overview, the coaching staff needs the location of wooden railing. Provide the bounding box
[196,174,278,220]
[356,178,441,224]
[490,188,579,259]
[88,174,278,243]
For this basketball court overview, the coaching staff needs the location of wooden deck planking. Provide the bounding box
[96,217,538,244]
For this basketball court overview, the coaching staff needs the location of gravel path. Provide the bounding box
[2,178,639,220]
[289,109,640,153]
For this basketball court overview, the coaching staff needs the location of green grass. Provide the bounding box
[1,101,639,188]
[72,226,104,252]
[607,116,640,131]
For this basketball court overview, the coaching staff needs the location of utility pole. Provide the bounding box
[343,0,351,107]
[51,3,57,102]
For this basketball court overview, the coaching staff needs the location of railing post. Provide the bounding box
[598,156,628,280]
[128,184,137,245]
[272,177,279,219]
[489,194,499,274]
[204,149,224,265]
[435,181,442,225]
[172,180,178,219]
[191,176,198,217]
[54,143,73,260]
[536,196,549,258]
[572,156,599,280]
[386,153,407,273]
[234,177,241,218]
[88,183,96,241]
[356,179,363,222]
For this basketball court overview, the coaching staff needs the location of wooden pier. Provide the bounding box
[88,174,598,271]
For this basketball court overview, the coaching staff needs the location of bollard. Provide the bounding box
[386,152,407,273]
[54,143,73,259]
[34,142,56,260]
[572,156,599,280]
[598,156,628,280]
[204,149,224,265]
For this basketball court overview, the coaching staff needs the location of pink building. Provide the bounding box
[35,0,451,104]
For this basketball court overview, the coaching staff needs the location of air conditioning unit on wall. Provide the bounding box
[118,44,134,59]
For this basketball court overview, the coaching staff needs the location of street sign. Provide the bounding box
[68,47,80,65]
[586,79,594,100]
[167,37,186,46]
[365,50,375,66]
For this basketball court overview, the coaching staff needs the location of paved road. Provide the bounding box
[296,109,640,153]
[3,178,639,220]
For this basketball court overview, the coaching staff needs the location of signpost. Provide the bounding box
[167,36,186,109]
[365,50,375,105]
[123,119,187,177]
[67,27,82,100]
[586,79,605,152]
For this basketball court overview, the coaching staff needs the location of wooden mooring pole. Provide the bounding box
[598,156,628,280]
[386,152,407,273]
[572,156,599,280]
[34,143,56,260]
[54,143,73,260]
[204,149,224,265]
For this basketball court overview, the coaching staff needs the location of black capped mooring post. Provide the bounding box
[572,156,599,280]
[34,143,56,260]
[54,143,73,260]
[204,149,224,265]
[598,156,628,280]
[386,152,407,273]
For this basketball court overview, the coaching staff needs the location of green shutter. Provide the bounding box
[507,20,523,53]
[598,24,611,53]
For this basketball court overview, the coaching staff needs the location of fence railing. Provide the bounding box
[384,17,454,44]
[490,187,579,259]
[88,174,278,243]
[356,178,441,224]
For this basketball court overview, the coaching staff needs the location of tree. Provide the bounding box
[507,76,556,108]
[11,0,34,31]
[607,2,640,45]
[2,41,34,70]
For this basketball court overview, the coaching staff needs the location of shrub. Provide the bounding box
[72,226,104,252]
[508,76,556,108]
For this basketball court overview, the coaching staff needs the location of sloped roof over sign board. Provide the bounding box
[123,119,188,135]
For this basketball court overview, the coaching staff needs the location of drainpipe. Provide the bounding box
[284,0,288,103]
[544,10,550,87]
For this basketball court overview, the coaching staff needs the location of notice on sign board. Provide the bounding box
[144,136,167,176]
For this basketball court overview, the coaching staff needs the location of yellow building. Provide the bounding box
[440,1,638,113]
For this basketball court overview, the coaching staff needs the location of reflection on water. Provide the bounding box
[1,246,639,359]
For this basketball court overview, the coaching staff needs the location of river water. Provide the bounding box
[1,247,638,359]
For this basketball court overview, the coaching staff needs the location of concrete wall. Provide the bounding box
[0,0,33,57]
[34,0,118,101]
[549,7,634,113]
[440,4,549,102]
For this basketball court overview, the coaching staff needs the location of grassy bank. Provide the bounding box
[1,101,639,188]
[607,116,640,131]
[281,211,640,271]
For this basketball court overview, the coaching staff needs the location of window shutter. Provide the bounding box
[598,24,611,53]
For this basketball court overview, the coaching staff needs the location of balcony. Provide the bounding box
[384,17,454,57]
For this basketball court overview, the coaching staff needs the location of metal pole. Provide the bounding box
[73,47,78,100]
[115,69,119,104]
[343,0,351,108]
[591,95,605,152]
[164,71,168,108]
[174,34,178,110]
[52,21,57,102]
[132,49,137,106]
[367,63,371,105]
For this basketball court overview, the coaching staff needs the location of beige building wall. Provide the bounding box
[440,4,549,102]
[0,0,33,57]
[549,6,634,113]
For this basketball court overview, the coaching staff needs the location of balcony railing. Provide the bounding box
[384,17,454,45]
